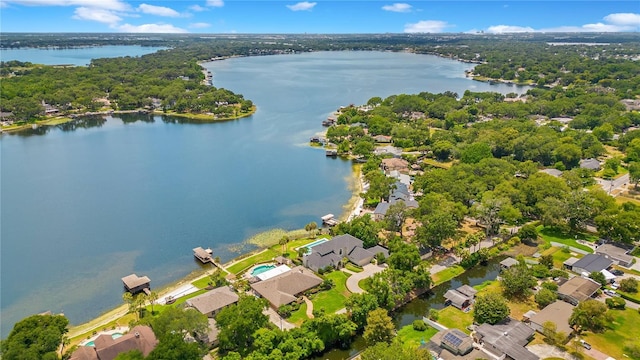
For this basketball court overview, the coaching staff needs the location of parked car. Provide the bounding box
[580,340,592,350]
[611,269,624,276]
[611,282,620,290]
[604,289,617,296]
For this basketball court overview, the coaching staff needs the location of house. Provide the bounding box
[426,328,475,357]
[563,257,580,270]
[381,157,409,172]
[579,158,601,171]
[250,266,323,308]
[185,286,239,317]
[474,318,539,360]
[374,145,403,158]
[444,285,477,310]
[303,234,389,271]
[595,243,634,267]
[373,135,392,143]
[121,274,151,295]
[500,257,519,270]
[557,277,601,305]
[373,202,390,221]
[527,300,574,339]
[569,254,613,275]
[70,326,158,360]
[540,168,563,177]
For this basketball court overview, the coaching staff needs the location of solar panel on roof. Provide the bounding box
[443,332,463,347]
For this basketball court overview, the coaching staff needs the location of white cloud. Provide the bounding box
[189,4,207,12]
[72,7,122,24]
[117,23,188,33]
[486,25,534,33]
[189,22,211,29]
[286,1,316,11]
[206,0,224,7]
[3,0,129,11]
[404,20,450,33]
[138,3,180,17]
[382,3,412,13]
[603,13,640,26]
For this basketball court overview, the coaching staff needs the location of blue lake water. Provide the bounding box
[1,45,167,66]
[0,50,529,336]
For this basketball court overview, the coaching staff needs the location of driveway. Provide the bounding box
[263,307,295,330]
[527,344,576,360]
[345,264,386,294]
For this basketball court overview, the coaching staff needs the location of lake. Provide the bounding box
[1,45,168,66]
[0,50,528,337]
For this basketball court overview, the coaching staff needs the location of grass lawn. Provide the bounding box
[437,306,474,333]
[288,303,309,326]
[536,226,595,253]
[432,266,465,285]
[422,158,453,169]
[397,324,438,349]
[226,248,279,274]
[541,246,583,269]
[191,276,213,289]
[582,308,640,360]
[311,271,351,314]
[476,281,536,320]
[345,263,364,273]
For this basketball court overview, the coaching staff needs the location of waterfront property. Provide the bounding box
[526,300,574,340]
[303,234,389,272]
[473,318,539,360]
[121,274,151,295]
[185,286,239,318]
[250,266,322,308]
[500,257,519,270]
[557,276,601,305]
[443,285,477,310]
[424,328,480,359]
[70,325,158,360]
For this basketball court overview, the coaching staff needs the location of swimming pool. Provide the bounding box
[303,238,329,254]
[250,264,276,276]
[84,332,124,347]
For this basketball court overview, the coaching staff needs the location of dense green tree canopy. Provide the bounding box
[0,314,69,360]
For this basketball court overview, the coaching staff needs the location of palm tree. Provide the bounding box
[279,235,289,256]
[305,222,318,238]
[122,292,133,314]
[148,291,159,315]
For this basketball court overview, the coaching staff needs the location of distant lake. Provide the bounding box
[1,45,167,66]
[0,50,529,337]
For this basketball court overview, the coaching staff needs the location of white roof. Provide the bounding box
[257,265,292,281]
[601,269,616,281]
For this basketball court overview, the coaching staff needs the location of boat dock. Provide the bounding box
[193,247,220,266]
[321,214,339,226]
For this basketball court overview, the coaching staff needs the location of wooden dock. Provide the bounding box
[321,214,339,226]
[193,247,214,264]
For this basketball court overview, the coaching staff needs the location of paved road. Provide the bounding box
[596,173,630,194]
[344,264,386,294]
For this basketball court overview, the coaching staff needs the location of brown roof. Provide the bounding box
[70,326,158,360]
[381,158,409,171]
[186,286,239,315]
[121,274,150,289]
[251,266,323,307]
[558,277,601,302]
[193,247,212,261]
[529,300,574,336]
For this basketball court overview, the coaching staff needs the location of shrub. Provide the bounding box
[320,278,335,291]
[278,305,292,318]
[620,278,638,293]
[532,264,551,278]
[624,342,640,359]
[561,246,570,253]
[550,269,569,279]
[412,319,428,331]
[535,288,557,308]
[429,309,439,321]
[541,281,559,291]
[605,297,626,309]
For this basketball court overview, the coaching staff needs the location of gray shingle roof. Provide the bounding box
[571,254,613,273]
[475,319,538,360]
[185,286,239,315]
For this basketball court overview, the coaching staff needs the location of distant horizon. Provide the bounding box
[1,1,638,34]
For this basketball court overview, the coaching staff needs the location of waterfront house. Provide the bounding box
[569,254,613,275]
[527,300,574,340]
[381,158,409,172]
[557,276,601,305]
[185,286,239,317]
[595,243,634,267]
[474,318,539,360]
[70,326,158,360]
[303,234,389,272]
[443,285,477,310]
[121,274,151,295]
[425,328,475,357]
[500,257,519,270]
[250,266,322,308]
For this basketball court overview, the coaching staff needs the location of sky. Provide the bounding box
[0,1,639,34]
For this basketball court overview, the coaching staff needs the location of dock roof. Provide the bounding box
[121,274,150,289]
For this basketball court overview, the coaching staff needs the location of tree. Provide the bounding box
[302,313,357,349]
[415,211,458,249]
[630,162,640,189]
[208,268,228,288]
[279,235,289,256]
[535,288,557,308]
[114,350,145,360]
[474,292,510,325]
[1,314,69,360]
[148,291,159,315]
[216,295,268,354]
[333,214,380,248]
[150,306,208,341]
[589,271,607,287]
[345,293,380,331]
[384,201,408,236]
[360,341,432,360]
[554,143,582,169]
[518,224,538,243]
[541,321,566,346]
[363,308,395,345]
[569,299,610,332]
[500,263,536,299]
[304,222,318,238]
[387,239,420,271]
[432,140,454,161]
[539,254,554,269]
[620,277,638,293]
[146,333,203,360]
[460,142,493,164]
